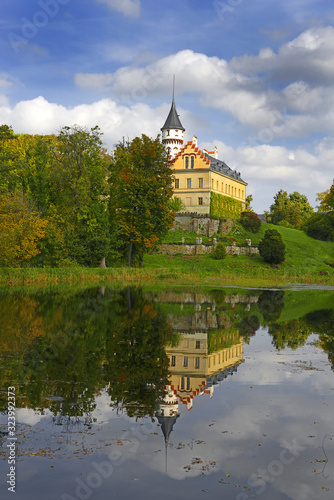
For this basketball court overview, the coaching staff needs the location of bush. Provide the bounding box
[240,211,262,233]
[211,242,226,260]
[259,229,285,264]
[303,213,334,241]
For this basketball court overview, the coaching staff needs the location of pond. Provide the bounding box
[0,285,334,500]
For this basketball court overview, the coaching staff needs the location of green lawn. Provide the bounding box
[150,222,334,284]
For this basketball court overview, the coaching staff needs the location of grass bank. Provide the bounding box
[0,223,333,287]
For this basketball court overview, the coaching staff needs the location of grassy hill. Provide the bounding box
[144,222,334,285]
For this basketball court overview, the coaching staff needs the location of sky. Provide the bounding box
[1,0,334,212]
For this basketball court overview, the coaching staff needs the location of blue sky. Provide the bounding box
[1,0,334,212]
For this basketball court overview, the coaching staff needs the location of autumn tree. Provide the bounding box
[109,134,174,267]
[0,191,48,267]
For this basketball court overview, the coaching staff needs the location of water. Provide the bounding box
[0,285,334,500]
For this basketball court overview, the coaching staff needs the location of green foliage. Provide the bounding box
[303,212,334,241]
[211,242,227,259]
[316,180,334,212]
[0,125,112,267]
[168,196,185,212]
[109,134,174,267]
[259,228,286,264]
[245,194,253,211]
[267,190,314,229]
[210,192,243,219]
[240,211,261,233]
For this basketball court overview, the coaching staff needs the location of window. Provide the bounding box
[171,355,176,367]
[222,182,224,192]
[185,157,189,169]
[212,179,214,189]
[176,129,178,136]
[199,178,203,188]
[186,377,190,390]
[198,197,203,205]
[175,179,179,189]
[167,130,170,136]
[195,340,201,349]
[195,357,200,369]
[225,185,227,194]
[187,178,191,189]
[183,356,188,367]
[217,181,219,190]
[181,376,185,390]
[191,156,194,169]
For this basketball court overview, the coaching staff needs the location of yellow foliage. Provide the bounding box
[0,192,48,267]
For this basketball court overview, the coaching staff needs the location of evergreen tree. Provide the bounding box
[259,228,286,264]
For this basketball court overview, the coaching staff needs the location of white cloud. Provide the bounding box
[95,0,141,18]
[74,27,334,139]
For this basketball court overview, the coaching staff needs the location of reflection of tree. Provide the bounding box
[104,287,172,418]
[304,309,334,369]
[257,290,284,323]
[268,319,312,351]
[238,315,260,343]
[0,287,173,419]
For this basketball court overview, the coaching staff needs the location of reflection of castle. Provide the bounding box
[165,331,243,410]
[154,291,253,463]
[155,329,243,472]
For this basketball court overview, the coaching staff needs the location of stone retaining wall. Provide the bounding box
[158,243,259,256]
[173,213,235,236]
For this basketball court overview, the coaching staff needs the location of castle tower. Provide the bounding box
[161,78,185,158]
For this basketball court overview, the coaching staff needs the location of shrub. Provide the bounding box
[211,242,226,260]
[258,229,285,264]
[240,211,262,233]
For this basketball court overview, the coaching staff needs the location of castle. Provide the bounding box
[161,94,247,216]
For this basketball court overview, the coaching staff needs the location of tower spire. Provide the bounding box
[161,76,185,158]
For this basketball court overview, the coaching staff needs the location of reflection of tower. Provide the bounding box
[155,385,179,473]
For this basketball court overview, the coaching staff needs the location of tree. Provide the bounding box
[316,181,334,213]
[168,196,185,212]
[109,134,174,267]
[49,126,111,266]
[259,228,285,264]
[245,194,253,211]
[267,190,314,229]
[0,191,48,267]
